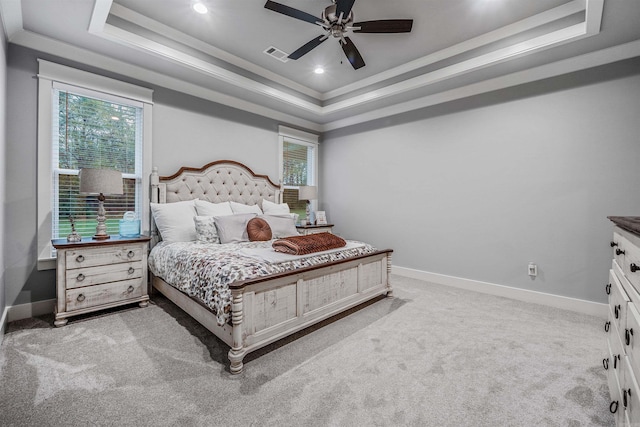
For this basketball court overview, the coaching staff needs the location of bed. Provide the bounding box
[148,160,393,374]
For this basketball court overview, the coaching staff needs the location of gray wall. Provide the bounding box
[4,45,283,306]
[1,18,7,321]
[321,58,640,304]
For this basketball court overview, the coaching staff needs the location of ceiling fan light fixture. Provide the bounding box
[192,2,208,14]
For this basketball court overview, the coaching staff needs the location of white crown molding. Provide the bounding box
[392,265,608,318]
[322,38,640,131]
[0,0,23,41]
[9,30,323,131]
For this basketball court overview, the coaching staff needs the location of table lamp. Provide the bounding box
[79,168,123,240]
[298,185,317,225]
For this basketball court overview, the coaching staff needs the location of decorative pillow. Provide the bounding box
[150,200,198,242]
[247,217,273,241]
[262,199,290,216]
[259,214,299,238]
[214,213,257,244]
[195,200,233,217]
[194,216,220,243]
[230,201,263,215]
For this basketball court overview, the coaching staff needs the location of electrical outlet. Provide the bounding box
[528,262,537,277]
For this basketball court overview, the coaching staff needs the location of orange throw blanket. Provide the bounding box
[272,232,347,255]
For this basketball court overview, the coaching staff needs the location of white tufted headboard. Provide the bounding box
[150,160,281,243]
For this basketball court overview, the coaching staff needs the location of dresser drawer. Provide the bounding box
[626,303,640,379]
[623,241,640,295]
[608,310,625,379]
[610,269,630,339]
[65,262,143,289]
[607,338,624,423]
[65,278,144,312]
[612,231,628,272]
[622,356,640,425]
[65,244,145,269]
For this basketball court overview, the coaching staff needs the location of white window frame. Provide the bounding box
[277,125,319,211]
[37,60,153,270]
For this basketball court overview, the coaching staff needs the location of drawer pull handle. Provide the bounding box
[626,328,634,345]
[127,250,135,259]
[128,267,135,274]
[611,241,619,248]
[76,255,85,263]
[76,273,85,282]
[614,354,620,369]
[603,358,609,370]
[610,401,619,414]
[624,389,631,408]
[127,285,135,293]
[631,263,640,273]
[605,321,611,332]
[77,294,85,302]
[606,283,611,295]
[615,304,621,319]
[616,249,626,256]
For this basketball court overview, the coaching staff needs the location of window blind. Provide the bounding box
[51,88,143,244]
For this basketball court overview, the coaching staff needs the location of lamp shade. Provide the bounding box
[298,185,317,201]
[79,168,123,195]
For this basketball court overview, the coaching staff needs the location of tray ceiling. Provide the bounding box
[2,0,640,131]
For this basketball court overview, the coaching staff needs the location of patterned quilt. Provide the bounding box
[148,240,378,326]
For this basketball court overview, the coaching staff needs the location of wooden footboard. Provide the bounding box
[152,249,392,374]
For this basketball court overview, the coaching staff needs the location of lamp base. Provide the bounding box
[92,234,111,240]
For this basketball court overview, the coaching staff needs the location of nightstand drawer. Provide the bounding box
[65,278,144,311]
[65,244,145,269]
[65,262,143,289]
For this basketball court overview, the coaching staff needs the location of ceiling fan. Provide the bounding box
[264,0,413,70]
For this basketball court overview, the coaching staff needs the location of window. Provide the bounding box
[37,60,153,269]
[278,126,319,219]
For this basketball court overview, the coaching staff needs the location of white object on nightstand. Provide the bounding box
[51,235,151,326]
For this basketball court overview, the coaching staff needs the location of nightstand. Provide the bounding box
[296,224,334,235]
[51,235,151,327]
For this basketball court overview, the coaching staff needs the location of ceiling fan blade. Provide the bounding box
[264,0,322,25]
[341,37,365,70]
[353,19,414,33]
[335,0,356,19]
[288,35,328,60]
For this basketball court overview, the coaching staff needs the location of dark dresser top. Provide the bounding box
[609,216,640,236]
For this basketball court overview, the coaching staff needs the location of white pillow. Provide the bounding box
[195,200,233,217]
[214,213,257,244]
[262,199,290,216]
[150,200,198,242]
[259,215,299,238]
[194,216,220,244]
[230,201,263,215]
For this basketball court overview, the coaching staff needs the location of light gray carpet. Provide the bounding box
[0,275,613,426]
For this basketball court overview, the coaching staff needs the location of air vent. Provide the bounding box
[264,46,290,63]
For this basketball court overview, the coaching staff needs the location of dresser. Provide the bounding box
[605,217,640,425]
[296,224,334,235]
[52,235,151,326]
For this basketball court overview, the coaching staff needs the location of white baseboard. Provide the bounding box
[392,266,608,318]
[0,305,8,346]
[7,298,56,323]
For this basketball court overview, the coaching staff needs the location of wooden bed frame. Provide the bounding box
[149,160,393,374]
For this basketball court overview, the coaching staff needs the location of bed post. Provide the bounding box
[386,253,393,297]
[150,167,160,246]
[228,290,246,374]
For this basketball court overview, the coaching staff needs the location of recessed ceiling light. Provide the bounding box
[192,3,208,14]
[314,67,325,74]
